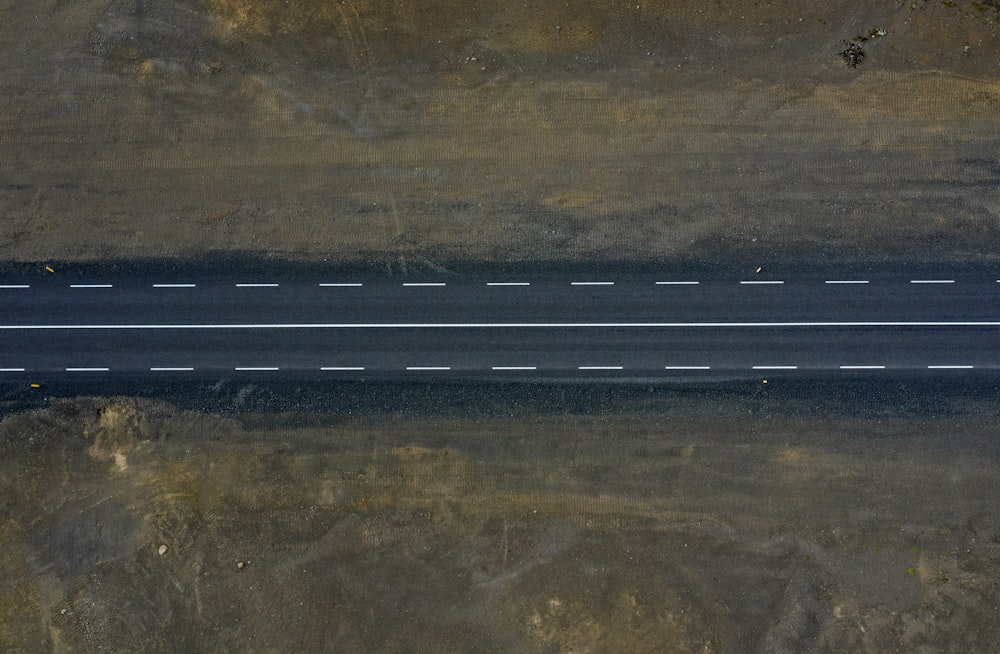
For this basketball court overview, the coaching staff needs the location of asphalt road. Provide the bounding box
[2,271,1000,380]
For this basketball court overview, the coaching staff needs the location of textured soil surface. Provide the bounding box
[2,392,1000,652]
[2,0,999,266]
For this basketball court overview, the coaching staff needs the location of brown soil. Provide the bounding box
[2,396,1000,652]
[2,1,999,266]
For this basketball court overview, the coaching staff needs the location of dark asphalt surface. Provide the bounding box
[2,272,1000,379]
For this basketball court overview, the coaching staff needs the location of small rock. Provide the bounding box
[158,544,169,556]
[237,560,246,569]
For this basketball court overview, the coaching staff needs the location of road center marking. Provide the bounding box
[70,284,112,288]
[927,365,974,369]
[753,365,798,370]
[66,367,109,371]
[579,366,623,370]
[492,366,537,370]
[839,365,886,370]
[150,367,194,371]
[321,366,365,371]
[740,280,784,285]
[911,280,954,284]
[571,281,614,286]
[656,281,699,285]
[235,367,279,371]
[403,283,446,287]
[406,366,451,370]
[487,282,531,286]
[319,283,363,287]
[664,366,711,370]
[235,283,279,287]
[825,280,869,284]
[153,284,196,288]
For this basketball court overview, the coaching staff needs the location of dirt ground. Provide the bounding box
[2,0,999,266]
[2,394,1000,652]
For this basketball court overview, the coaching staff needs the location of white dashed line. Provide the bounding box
[752,365,798,370]
[839,365,886,370]
[70,284,112,288]
[664,366,711,370]
[320,366,365,371]
[0,284,30,289]
[740,280,784,285]
[486,282,531,286]
[825,280,869,285]
[578,366,624,370]
[150,367,194,371]
[571,281,614,286]
[655,281,699,285]
[153,284,196,288]
[0,368,25,372]
[492,366,537,370]
[319,283,363,287]
[406,366,451,371]
[911,280,955,284]
[234,367,279,371]
[927,365,974,369]
[403,283,446,287]
[235,283,279,288]
[66,367,109,372]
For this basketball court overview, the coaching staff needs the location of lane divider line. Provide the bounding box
[403,283,446,287]
[6,321,1000,330]
[839,365,886,370]
[487,282,530,286]
[319,283,363,287]
[825,280,869,284]
[70,284,112,288]
[492,366,537,370]
[0,284,30,289]
[664,366,711,370]
[320,366,365,371]
[579,366,624,370]
[656,281,699,285]
[66,367,109,372]
[406,366,451,370]
[150,367,194,371]
[235,283,279,288]
[571,281,614,286]
[740,280,784,285]
[927,365,974,369]
[153,284,196,288]
[235,367,279,371]
[911,280,955,284]
[0,368,25,371]
[753,365,798,370]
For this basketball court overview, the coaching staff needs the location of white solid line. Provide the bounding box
[825,280,869,284]
[927,365,974,369]
[0,284,30,289]
[6,321,1000,330]
[753,365,798,370]
[320,366,365,371]
[571,281,614,286]
[406,366,451,371]
[911,280,954,284]
[150,367,194,371]
[403,282,446,287]
[579,366,624,370]
[70,284,112,288]
[839,365,886,370]
[740,280,784,285]
[235,367,279,371]
[319,283,363,287]
[492,366,537,370]
[235,283,279,287]
[486,282,531,286]
[656,281,699,285]
[153,283,196,288]
[0,368,25,372]
[66,367,109,372]
[664,366,711,370]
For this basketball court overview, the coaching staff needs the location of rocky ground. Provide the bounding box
[2,390,1000,652]
[1,0,998,266]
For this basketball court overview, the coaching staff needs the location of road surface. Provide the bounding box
[2,271,999,380]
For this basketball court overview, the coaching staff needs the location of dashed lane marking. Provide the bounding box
[492,366,537,370]
[664,366,711,370]
[740,280,784,285]
[153,284,196,288]
[320,366,365,371]
[578,366,624,370]
[0,368,25,371]
[927,365,974,369]
[150,367,194,371]
[752,365,798,370]
[486,282,531,286]
[70,284,112,288]
[406,366,451,371]
[235,283,279,288]
[0,284,30,289]
[839,365,886,370]
[825,280,869,284]
[234,367,279,371]
[571,281,614,286]
[656,281,699,285]
[319,283,363,287]
[66,367,109,372]
[403,283,446,287]
[911,280,955,284]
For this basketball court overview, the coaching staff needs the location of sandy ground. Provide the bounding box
[2,393,1000,652]
[1,0,999,266]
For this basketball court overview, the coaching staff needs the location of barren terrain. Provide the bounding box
[2,0,998,266]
